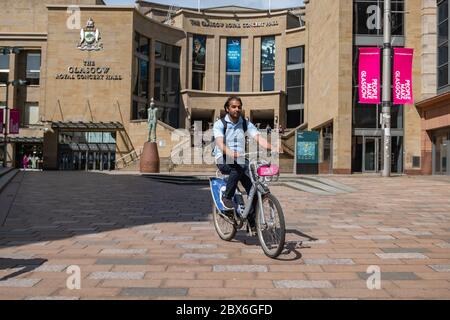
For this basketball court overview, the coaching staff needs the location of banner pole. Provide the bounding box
[381,0,392,177]
[3,82,8,167]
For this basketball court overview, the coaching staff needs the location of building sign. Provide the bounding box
[393,48,414,104]
[261,36,275,72]
[296,130,319,174]
[78,18,103,51]
[358,47,381,104]
[226,38,241,73]
[56,60,122,81]
[193,35,206,71]
[9,109,19,134]
[189,19,279,29]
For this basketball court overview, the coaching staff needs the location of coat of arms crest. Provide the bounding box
[78,18,103,51]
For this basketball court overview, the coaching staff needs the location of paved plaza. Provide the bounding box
[0,171,450,300]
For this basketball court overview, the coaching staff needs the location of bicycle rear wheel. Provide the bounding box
[256,193,286,258]
[213,203,236,241]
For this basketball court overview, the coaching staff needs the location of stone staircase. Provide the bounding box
[0,167,19,193]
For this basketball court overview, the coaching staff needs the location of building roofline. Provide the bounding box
[136,0,305,13]
[416,91,450,109]
[47,5,136,10]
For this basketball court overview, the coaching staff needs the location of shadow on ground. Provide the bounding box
[0,258,47,281]
[0,172,212,249]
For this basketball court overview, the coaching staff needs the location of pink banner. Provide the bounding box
[9,109,19,134]
[358,47,381,104]
[0,109,3,133]
[393,48,414,104]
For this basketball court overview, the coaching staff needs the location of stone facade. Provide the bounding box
[0,0,441,174]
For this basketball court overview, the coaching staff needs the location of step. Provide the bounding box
[281,181,333,196]
[300,176,358,193]
[0,168,19,193]
[285,178,348,194]
[144,174,209,185]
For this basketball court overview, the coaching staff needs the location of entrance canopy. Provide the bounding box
[0,137,43,143]
[51,121,124,131]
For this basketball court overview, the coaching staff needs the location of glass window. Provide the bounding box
[226,74,240,92]
[286,46,305,126]
[135,32,149,56]
[261,73,274,92]
[171,46,181,64]
[261,36,275,92]
[133,57,149,98]
[103,132,116,144]
[287,69,302,87]
[0,54,9,70]
[439,19,449,45]
[287,46,303,65]
[192,35,206,90]
[438,0,449,90]
[192,35,206,72]
[192,72,205,90]
[286,109,304,128]
[26,52,40,85]
[287,87,302,105]
[139,36,149,56]
[132,101,148,120]
[439,42,449,66]
[439,0,449,24]
[155,41,163,60]
[439,64,449,88]
[226,37,241,92]
[353,0,404,36]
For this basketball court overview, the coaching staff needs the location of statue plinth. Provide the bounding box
[140,142,160,173]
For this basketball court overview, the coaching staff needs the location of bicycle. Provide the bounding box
[209,153,286,258]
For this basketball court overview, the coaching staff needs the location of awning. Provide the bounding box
[0,137,43,143]
[51,121,124,130]
[66,143,116,152]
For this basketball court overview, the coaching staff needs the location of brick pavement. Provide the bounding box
[0,172,449,299]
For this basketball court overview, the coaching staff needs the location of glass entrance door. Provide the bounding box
[434,137,450,175]
[444,141,449,175]
[363,137,381,173]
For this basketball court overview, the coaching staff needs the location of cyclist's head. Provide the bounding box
[224,96,243,114]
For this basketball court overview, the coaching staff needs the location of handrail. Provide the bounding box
[115,146,143,168]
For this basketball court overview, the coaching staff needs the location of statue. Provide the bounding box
[147,98,158,143]
[141,98,160,173]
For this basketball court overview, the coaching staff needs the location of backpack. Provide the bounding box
[211,116,248,156]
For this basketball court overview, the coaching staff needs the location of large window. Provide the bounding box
[438,0,449,90]
[0,54,8,84]
[353,0,404,36]
[154,41,181,128]
[192,34,206,90]
[26,52,41,85]
[261,36,275,91]
[226,38,241,92]
[286,46,305,128]
[132,33,150,120]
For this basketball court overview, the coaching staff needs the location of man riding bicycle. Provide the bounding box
[212,96,280,218]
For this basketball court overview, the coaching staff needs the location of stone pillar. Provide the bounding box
[140,141,160,173]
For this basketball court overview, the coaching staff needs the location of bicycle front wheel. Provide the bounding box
[213,203,236,241]
[256,193,286,258]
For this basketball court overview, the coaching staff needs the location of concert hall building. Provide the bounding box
[0,0,445,175]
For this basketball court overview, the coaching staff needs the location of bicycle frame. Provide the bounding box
[239,160,271,226]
